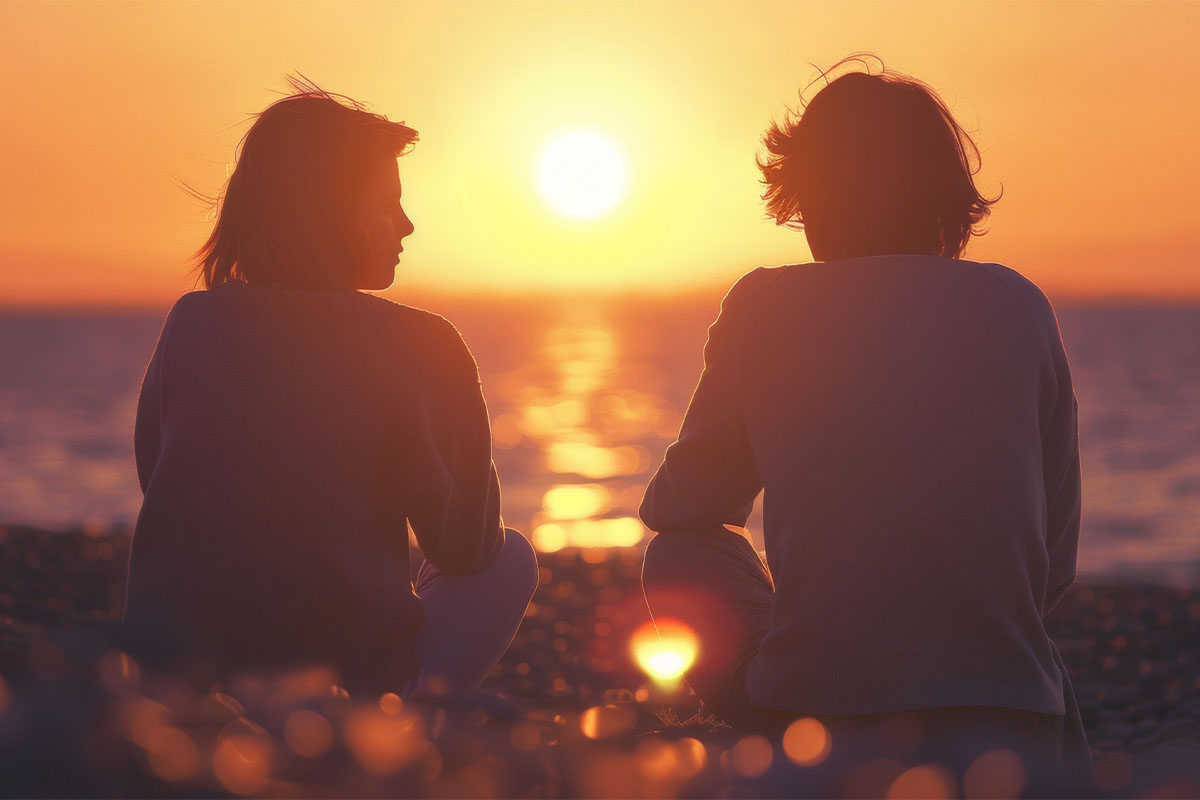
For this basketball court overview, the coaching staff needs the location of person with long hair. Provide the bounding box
[122,80,537,695]
[640,58,1088,777]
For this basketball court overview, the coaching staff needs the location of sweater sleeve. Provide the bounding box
[640,269,765,534]
[406,316,505,574]
[1041,312,1081,615]
[134,298,189,493]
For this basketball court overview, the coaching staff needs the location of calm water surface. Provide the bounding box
[1,297,1197,583]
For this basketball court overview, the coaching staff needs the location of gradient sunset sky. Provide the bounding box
[1,1,1197,305]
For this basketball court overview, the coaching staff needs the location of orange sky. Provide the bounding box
[1,0,1198,306]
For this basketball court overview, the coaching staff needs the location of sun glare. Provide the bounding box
[535,130,630,221]
[630,618,698,688]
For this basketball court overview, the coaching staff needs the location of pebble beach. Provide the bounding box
[1,524,1198,797]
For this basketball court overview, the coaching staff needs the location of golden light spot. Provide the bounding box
[542,483,612,520]
[145,727,200,782]
[98,650,141,695]
[343,707,427,775]
[731,735,773,778]
[212,734,272,796]
[579,705,637,739]
[379,692,404,715]
[887,764,958,800]
[782,717,832,766]
[676,738,708,778]
[568,517,645,547]
[117,697,173,747]
[532,522,568,553]
[580,546,611,564]
[490,413,523,449]
[546,442,644,479]
[548,399,588,428]
[283,710,333,759]
[509,720,542,751]
[964,748,1025,798]
[518,406,558,438]
[630,618,698,687]
[636,739,681,780]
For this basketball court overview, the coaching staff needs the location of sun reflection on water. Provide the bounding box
[491,319,676,551]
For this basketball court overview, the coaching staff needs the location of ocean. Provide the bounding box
[1,296,1197,584]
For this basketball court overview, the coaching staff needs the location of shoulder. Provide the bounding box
[157,290,208,334]
[720,265,791,314]
[972,261,1063,333]
[355,295,479,380]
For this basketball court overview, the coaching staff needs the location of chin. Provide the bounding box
[359,271,396,291]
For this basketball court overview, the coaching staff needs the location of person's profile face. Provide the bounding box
[352,158,414,290]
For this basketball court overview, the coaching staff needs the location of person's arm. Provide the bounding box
[1042,319,1081,615]
[134,300,188,493]
[407,316,504,574]
[640,269,766,534]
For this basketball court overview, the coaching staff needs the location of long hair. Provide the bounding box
[758,55,998,260]
[194,76,418,289]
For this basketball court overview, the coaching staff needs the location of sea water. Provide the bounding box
[1,297,1197,583]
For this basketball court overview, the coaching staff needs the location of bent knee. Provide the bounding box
[499,528,538,599]
[642,529,693,588]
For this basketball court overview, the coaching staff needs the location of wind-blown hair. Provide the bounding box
[194,77,417,289]
[758,56,998,260]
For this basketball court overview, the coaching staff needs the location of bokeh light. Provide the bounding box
[212,734,272,796]
[781,717,832,766]
[509,720,542,751]
[379,692,404,715]
[546,442,644,479]
[343,707,427,775]
[887,764,958,799]
[731,735,774,778]
[532,522,569,552]
[542,484,612,520]
[630,618,698,687]
[579,704,637,739]
[283,709,334,759]
[144,726,201,782]
[964,748,1026,799]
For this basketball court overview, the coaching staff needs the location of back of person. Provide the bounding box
[124,285,479,689]
[733,256,1071,714]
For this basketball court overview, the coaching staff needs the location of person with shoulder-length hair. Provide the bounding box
[640,57,1088,778]
[122,79,537,695]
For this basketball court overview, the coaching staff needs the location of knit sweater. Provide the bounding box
[641,256,1081,716]
[123,281,504,690]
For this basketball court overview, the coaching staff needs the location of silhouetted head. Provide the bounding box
[758,58,997,261]
[196,78,418,291]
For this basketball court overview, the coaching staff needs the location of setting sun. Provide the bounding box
[535,130,630,221]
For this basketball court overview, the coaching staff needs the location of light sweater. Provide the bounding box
[123,281,504,691]
[641,256,1081,716]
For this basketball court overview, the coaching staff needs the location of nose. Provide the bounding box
[396,206,415,242]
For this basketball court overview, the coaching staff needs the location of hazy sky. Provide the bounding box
[2,1,1198,305]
